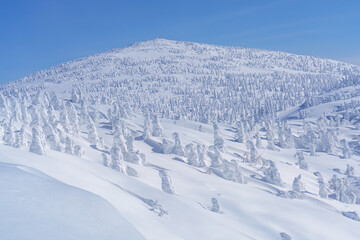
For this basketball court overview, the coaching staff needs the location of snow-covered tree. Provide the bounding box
[295,151,308,170]
[110,145,126,173]
[345,164,354,177]
[235,121,244,143]
[213,122,226,152]
[65,136,74,154]
[87,122,99,146]
[74,145,82,157]
[14,125,27,149]
[210,146,223,168]
[142,114,152,140]
[49,92,61,110]
[102,153,109,167]
[196,144,207,167]
[284,128,295,148]
[71,88,80,103]
[329,174,356,204]
[159,169,175,194]
[3,122,15,146]
[221,159,245,183]
[65,101,79,135]
[317,173,328,199]
[291,174,303,198]
[125,136,142,164]
[263,160,283,187]
[162,138,172,154]
[59,107,71,133]
[310,143,316,157]
[266,128,277,151]
[211,197,220,213]
[246,139,258,164]
[151,115,163,137]
[255,133,263,149]
[340,139,351,159]
[29,127,45,155]
[185,143,199,166]
[43,121,61,151]
[172,132,185,156]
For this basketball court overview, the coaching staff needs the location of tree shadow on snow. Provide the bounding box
[144,139,163,153]
[90,145,109,154]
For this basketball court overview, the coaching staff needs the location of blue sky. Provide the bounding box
[1,0,360,84]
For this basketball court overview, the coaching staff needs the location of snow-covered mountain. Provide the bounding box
[1,38,360,240]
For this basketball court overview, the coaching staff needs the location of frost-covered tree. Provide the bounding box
[263,160,283,187]
[79,101,91,126]
[284,128,295,148]
[295,151,308,170]
[3,122,15,146]
[185,143,199,166]
[20,104,31,124]
[87,122,99,146]
[255,133,263,149]
[29,127,45,155]
[71,88,80,103]
[235,121,244,143]
[74,145,82,157]
[29,106,42,128]
[310,143,316,157]
[8,95,21,122]
[329,174,356,204]
[266,128,277,151]
[159,169,175,194]
[65,101,79,135]
[340,139,351,159]
[102,153,109,167]
[292,174,303,198]
[49,92,61,110]
[345,164,354,177]
[317,173,328,199]
[151,115,163,137]
[65,136,74,154]
[319,130,335,154]
[142,114,152,140]
[246,139,258,164]
[112,124,128,155]
[43,121,61,151]
[59,107,71,133]
[14,125,27,149]
[162,138,172,154]
[213,122,226,152]
[172,132,185,156]
[277,124,287,148]
[0,93,9,119]
[110,145,126,173]
[196,144,207,167]
[221,159,245,183]
[211,197,220,213]
[125,136,142,164]
[210,146,223,168]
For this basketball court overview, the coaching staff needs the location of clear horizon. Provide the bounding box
[1,0,360,84]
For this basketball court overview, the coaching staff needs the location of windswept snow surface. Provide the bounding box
[0,162,146,240]
[1,39,360,239]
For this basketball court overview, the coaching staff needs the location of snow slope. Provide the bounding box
[0,162,146,240]
[0,39,360,239]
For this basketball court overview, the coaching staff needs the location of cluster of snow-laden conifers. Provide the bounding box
[3,39,360,128]
[0,86,360,211]
[1,40,360,222]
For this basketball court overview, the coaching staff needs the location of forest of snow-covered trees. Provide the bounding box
[1,39,360,239]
